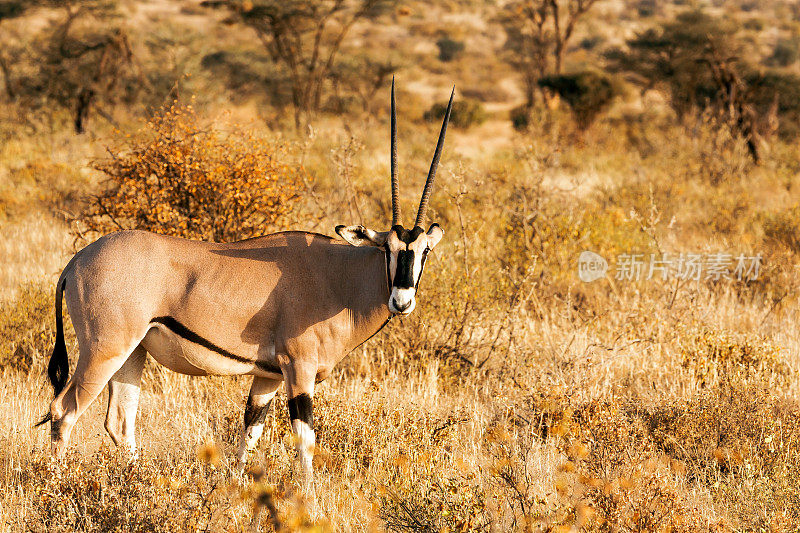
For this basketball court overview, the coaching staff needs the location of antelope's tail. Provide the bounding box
[34,275,69,427]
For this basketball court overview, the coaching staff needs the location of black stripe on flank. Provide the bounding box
[150,316,282,374]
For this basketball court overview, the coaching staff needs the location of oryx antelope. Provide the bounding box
[38,80,454,484]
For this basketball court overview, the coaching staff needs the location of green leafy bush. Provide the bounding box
[435,36,465,62]
[423,98,486,129]
[538,71,618,130]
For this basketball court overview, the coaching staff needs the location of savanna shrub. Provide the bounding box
[77,102,305,242]
[679,325,790,387]
[14,445,323,532]
[501,190,652,298]
[758,205,800,253]
[645,381,800,528]
[538,71,618,130]
[769,38,799,67]
[691,112,754,185]
[379,476,490,532]
[509,104,530,132]
[485,390,711,531]
[436,36,465,62]
[0,160,88,220]
[424,98,486,129]
[747,71,800,139]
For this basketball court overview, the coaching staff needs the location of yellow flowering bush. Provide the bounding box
[79,103,305,242]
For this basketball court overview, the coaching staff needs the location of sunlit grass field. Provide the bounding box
[3,0,800,531]
[2,107,800,530]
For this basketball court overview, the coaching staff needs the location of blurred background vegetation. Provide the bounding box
[4,0,800,531]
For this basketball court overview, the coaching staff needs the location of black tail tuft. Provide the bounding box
[35,277,69,428]
[34,412,51,428]
[47,324,69,397]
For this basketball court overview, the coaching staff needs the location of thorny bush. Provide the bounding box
[77,102,306,242]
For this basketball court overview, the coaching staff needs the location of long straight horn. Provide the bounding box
[415,86,454,228]
[391,77,401,227]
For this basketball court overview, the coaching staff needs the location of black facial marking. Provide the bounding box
[389,225,428,289]
[287,393,313,428]
[394,249,416,288]
[409,226,425,241]
[416,254,428,290]
[387,225,432,292]
[393,225,425,244]
[244,396,273,428]
[151,316,282,374]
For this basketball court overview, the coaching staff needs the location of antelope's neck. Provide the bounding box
[341,246,392,352]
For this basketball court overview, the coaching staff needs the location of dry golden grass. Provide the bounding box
[3,276,799,530]
[0,216,72,301]
[2,109,800,530]
[3,2,800,529]
[2,130,799,530]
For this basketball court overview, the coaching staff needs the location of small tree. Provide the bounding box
[498,0,602,108]
[768,37,799,67]
[436,36,465,62]
[538,71,618,129]
[605,10,777,161]
[328,52,397,115]
[423,99,486,129]
[604,10,741,119]
[206,0,395,128]
[78,103,306,242]
[747,71,800,139]
[24,1,138,133]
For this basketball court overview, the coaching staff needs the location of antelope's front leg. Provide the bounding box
[288,392,314,481]
[282,359,317,490]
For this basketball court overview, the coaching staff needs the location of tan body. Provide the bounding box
[48,230,390,466]
[66,229,390,379]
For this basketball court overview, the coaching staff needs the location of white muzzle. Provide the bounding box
[389,287,416,314]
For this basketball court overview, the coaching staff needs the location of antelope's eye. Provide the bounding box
[423,247,430,255]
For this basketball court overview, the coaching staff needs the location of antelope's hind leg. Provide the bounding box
[49,337,144,458]
[236,376,282,468]
[105,345,147,455]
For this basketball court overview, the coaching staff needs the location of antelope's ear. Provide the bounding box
[426,223,444,249]
[335,225,389,247]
